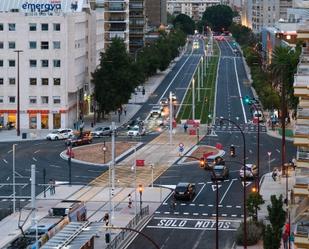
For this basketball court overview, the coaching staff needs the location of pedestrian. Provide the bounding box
[52,179,56,194]
[128,194,132,208]
[290,232,295,249]
[183,123,188,133]
[277,168,282,183]
[103,213,109,226]
[124,106,127,116]
[272,168,277,181]
[49,179,54,195]
[282,231,289,249]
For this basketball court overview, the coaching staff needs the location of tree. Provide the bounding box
[92,38,136,119]
[202,5,233,32]
[263,195,286,249]
[173,14,195,35]
[246,192,264,221]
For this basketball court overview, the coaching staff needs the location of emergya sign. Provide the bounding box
[22,1,62,12]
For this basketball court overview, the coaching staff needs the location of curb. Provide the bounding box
[266,128,294,142]
[60,142,144,167]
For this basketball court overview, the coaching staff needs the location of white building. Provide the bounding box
[0,0,104,130]
[167,0,220,21]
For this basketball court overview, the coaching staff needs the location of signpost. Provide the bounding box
[178,143,184,155]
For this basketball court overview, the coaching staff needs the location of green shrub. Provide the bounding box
[236,221,263,246]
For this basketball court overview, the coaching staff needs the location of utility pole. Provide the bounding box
[12,144,16,213]
[192,79,195,120]
[14,50,23,136]
[111,121,115,219]
[197,64,200,102]
[169,91,173,145]
[31,164,36,226]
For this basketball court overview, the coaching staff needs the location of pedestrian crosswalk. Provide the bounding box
[212,123,267,133]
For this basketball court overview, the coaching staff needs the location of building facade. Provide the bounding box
[145,0,167,28]
[0,0,104,130]
[129,0,145,53]
[167,0,220,22]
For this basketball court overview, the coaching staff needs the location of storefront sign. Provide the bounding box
[22,1,62,12]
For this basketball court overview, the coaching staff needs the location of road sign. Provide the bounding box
[211,184,222,191]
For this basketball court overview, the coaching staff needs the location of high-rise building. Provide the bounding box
[129,0,145,53]
[0,0,104,130]
[167,0,220,22]
[145,0,167,28]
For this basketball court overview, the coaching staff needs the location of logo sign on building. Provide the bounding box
[22,1,62,12]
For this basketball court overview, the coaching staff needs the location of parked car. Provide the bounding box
[46,129,74,140]
[91,126,112,137]
[127,125,145,136]
[65,133,92,146]
[126,118,143,130]
[174,182,196,201]
[239,164,258,179]
[211,165,229,180]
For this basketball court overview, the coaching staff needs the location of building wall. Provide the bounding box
[0,6,104,130]
[145,0,167,28]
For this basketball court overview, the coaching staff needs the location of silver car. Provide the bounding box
[91,126,111,137]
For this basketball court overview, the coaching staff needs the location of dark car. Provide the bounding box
[174,182,196,201]
[211,165,229,180]
[126,118,143,130]
[65,134,92,147]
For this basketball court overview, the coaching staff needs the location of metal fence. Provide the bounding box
[106,205,149,249]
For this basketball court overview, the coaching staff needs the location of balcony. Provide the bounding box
[295,219,309,249]
[298,109,309,119]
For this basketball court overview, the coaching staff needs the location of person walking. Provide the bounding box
[290,232,295,249]
[49,179,53,195]
[282,231,289,249]
[128,194,132,208]
[272,168,277,181]
[103,213,109,226]
[183,123,188,133]
[52,179,56,194]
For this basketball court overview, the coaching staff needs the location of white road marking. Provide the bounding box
[211,184,222,191]
[222,214,227,217]
[198,182,204,185]
[7,150,12,154]
[3,159,8,164]
[231,214,237,217]
[218,205,223,207]
[208,204,214,207]
[249,149,253,154]
[270,158,276,163]
[2,199,7,201]
[162,203,168,205]
[241,215,244,217]
[155,211,160,214]
[198,204,205,207]
[192,183,205,202]
[49,165,61,168]
[276,149,280,153]
[189,203,195,206]
[164,212,170,214]
[234,57,247,123]
[212,214,217,217]
[193,213,199,216]
[219,178,236,204]
[236,206,241,208]
[34,150,40,154]
[180,203,186,206]
[32,157,37,162]
[183,212,189,215]
[226,205,232,208]
[202,213,208,216]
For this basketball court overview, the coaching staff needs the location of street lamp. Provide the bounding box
[102,141,107,164]
[138,184,143,212]
[267,152,272,173]
[67,142,73,186]
[14,50,23,136]
[219,117,247,249]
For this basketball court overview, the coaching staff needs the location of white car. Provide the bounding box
[150,105,163,117]
[239,164,258,179]
[127,125,145,136]
[46,129,74,140]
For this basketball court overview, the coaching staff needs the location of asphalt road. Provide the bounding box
[125,38,296,249]
[0,40,202,212]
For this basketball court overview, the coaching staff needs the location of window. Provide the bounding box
[0,96,3,103]
[41,41,49,49]
[9,96,15,103]
[9,78,15,85]
[53,96,61,104]
[0,42,3,49]
[29,60,37,67]
[0,78,3,84]
[0,23,3,31]
[41,60,49,67]
[53,23,60,31]
[29,114,37,129]
[53,60,61,67]
[8,23,16,31]
[29,96,37,104]
[0,60,3,67]
[53,78,61,85]
[41,23,48,31]
[29,78,37,85]
[9,60,15,67]
[29,41,37,49]
[8,41,15,49]
[41,96,49,104]
[41,78,49,85]
[29,23,36,31]
[53,41,60,49]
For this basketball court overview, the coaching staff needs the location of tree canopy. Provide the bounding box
[173,14,195,35]
[202,5,233,32]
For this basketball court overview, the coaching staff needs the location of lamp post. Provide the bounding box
[102,141,107,164]
[138,184,143,212]
[219,117,247,249]
[14,50,23,136]
[67,142,72,186]
[267,152,272,173]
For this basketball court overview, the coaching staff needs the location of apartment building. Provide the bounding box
[0,0,104,130]
[145,0,167,28]
[167,0,219,22]
[129,0,145,53]
[292,45,309,249]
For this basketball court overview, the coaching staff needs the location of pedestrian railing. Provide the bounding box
[106,205,149,249]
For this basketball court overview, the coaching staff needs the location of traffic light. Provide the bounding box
[244,95,251,104]
[229,145,235,157]
[138,184,143,194]
[199,158,206,168]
